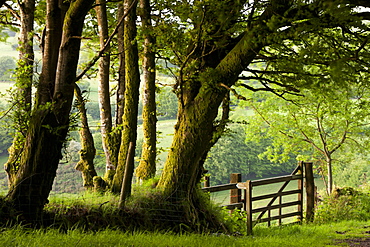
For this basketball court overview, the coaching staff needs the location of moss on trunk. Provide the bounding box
[111,0,140,194]
[7,109,67,221]
[156,1,292,226]
[135,0,157,181]
[6,0,95,222]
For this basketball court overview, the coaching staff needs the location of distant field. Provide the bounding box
[138,119,176,165]
[0,36,17,58]
[0,81,14,97]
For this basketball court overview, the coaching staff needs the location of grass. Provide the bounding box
[2,180,370,246]
[0,220,369,246]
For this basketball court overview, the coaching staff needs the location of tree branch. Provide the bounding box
[75,0,138,82]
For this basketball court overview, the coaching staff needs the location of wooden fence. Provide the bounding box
[202,161,315,235]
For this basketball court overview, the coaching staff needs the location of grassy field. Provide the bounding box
[0,220,369,246]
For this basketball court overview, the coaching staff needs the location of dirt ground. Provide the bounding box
[334,228,370,246]
[335,238,370,246]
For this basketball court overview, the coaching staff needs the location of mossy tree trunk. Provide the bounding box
[18,0,34,114]
[74,85,97,188]
[95,0,115,177]
[5,0,35,188]
[6,0,94,222]
[103,2,126,184]
[112,0,140,194]
[156,1,292,223]
[135,0,156,181]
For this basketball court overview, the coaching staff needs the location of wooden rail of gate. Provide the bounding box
[202,173,243,210]
[202,162,315,235]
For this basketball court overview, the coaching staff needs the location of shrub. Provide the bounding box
[314,186,370,224]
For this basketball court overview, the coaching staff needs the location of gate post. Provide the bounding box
[203,176,210,188]
[304,162,315,222]
[230,173,242,211]
[245,180,253,235]
[297,161,304,222]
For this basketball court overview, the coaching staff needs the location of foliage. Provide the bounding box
[35,186,230,233]
[2,0,370,230]
[241,86,370,192]
[156,85,178,120]
[204,125,296,185]
[0,102,13,155]
[333,152,370,188]
[315,186,370,224]
[0,56,15,81]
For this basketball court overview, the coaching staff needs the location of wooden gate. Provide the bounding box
[202,161,315,235]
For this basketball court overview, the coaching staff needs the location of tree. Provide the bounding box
[153,0,370,226]
[6,0,95,221]
[112,0,140,194]
[95,0,115,180]
[135,0,157,181]
[1,0,370,228]
[74,84,98,189]
[244,88,370,194]
[5,0,35,188]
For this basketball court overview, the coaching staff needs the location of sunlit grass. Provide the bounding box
[1,220,368,246]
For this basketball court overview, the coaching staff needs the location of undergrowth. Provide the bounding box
[314,185,370,224]
[1,182,370,241]
[0,180,235,234]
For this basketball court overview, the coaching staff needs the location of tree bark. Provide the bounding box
[4,0,36,188]
[74,85,97,188]
[6,0,94,222]
[115,2,125,128]
[18,0,34,114]
[95,0,115,176]
[112,0,140,193]
[326,156,333,194]
[103,2,126,184]
[157,0,293,223]
[4,0,35,187]
[135,0,157,181]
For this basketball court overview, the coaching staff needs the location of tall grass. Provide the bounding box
[2,185,370,246]
[1,220,369,246]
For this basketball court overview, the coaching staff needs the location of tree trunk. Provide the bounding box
[326,156,333,194]
[18,0,34,114]
[4,0,35,188]
[156,1,292,225]
[95,0,114,175]
[103,2,126,184]
[6,0,94,222]
[112,0,140,193]
[157,87,227,195]
[115,2,126,127]
[74,85,97,188]
[135,0,156,181]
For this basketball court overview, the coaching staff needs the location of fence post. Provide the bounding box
[119,142,135,209]
[204,176,210,188]
[278,195,282,226]
[230,173,242,211]
[304,162,315,222]
[246,180,253,235]
[297,161,304,222]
